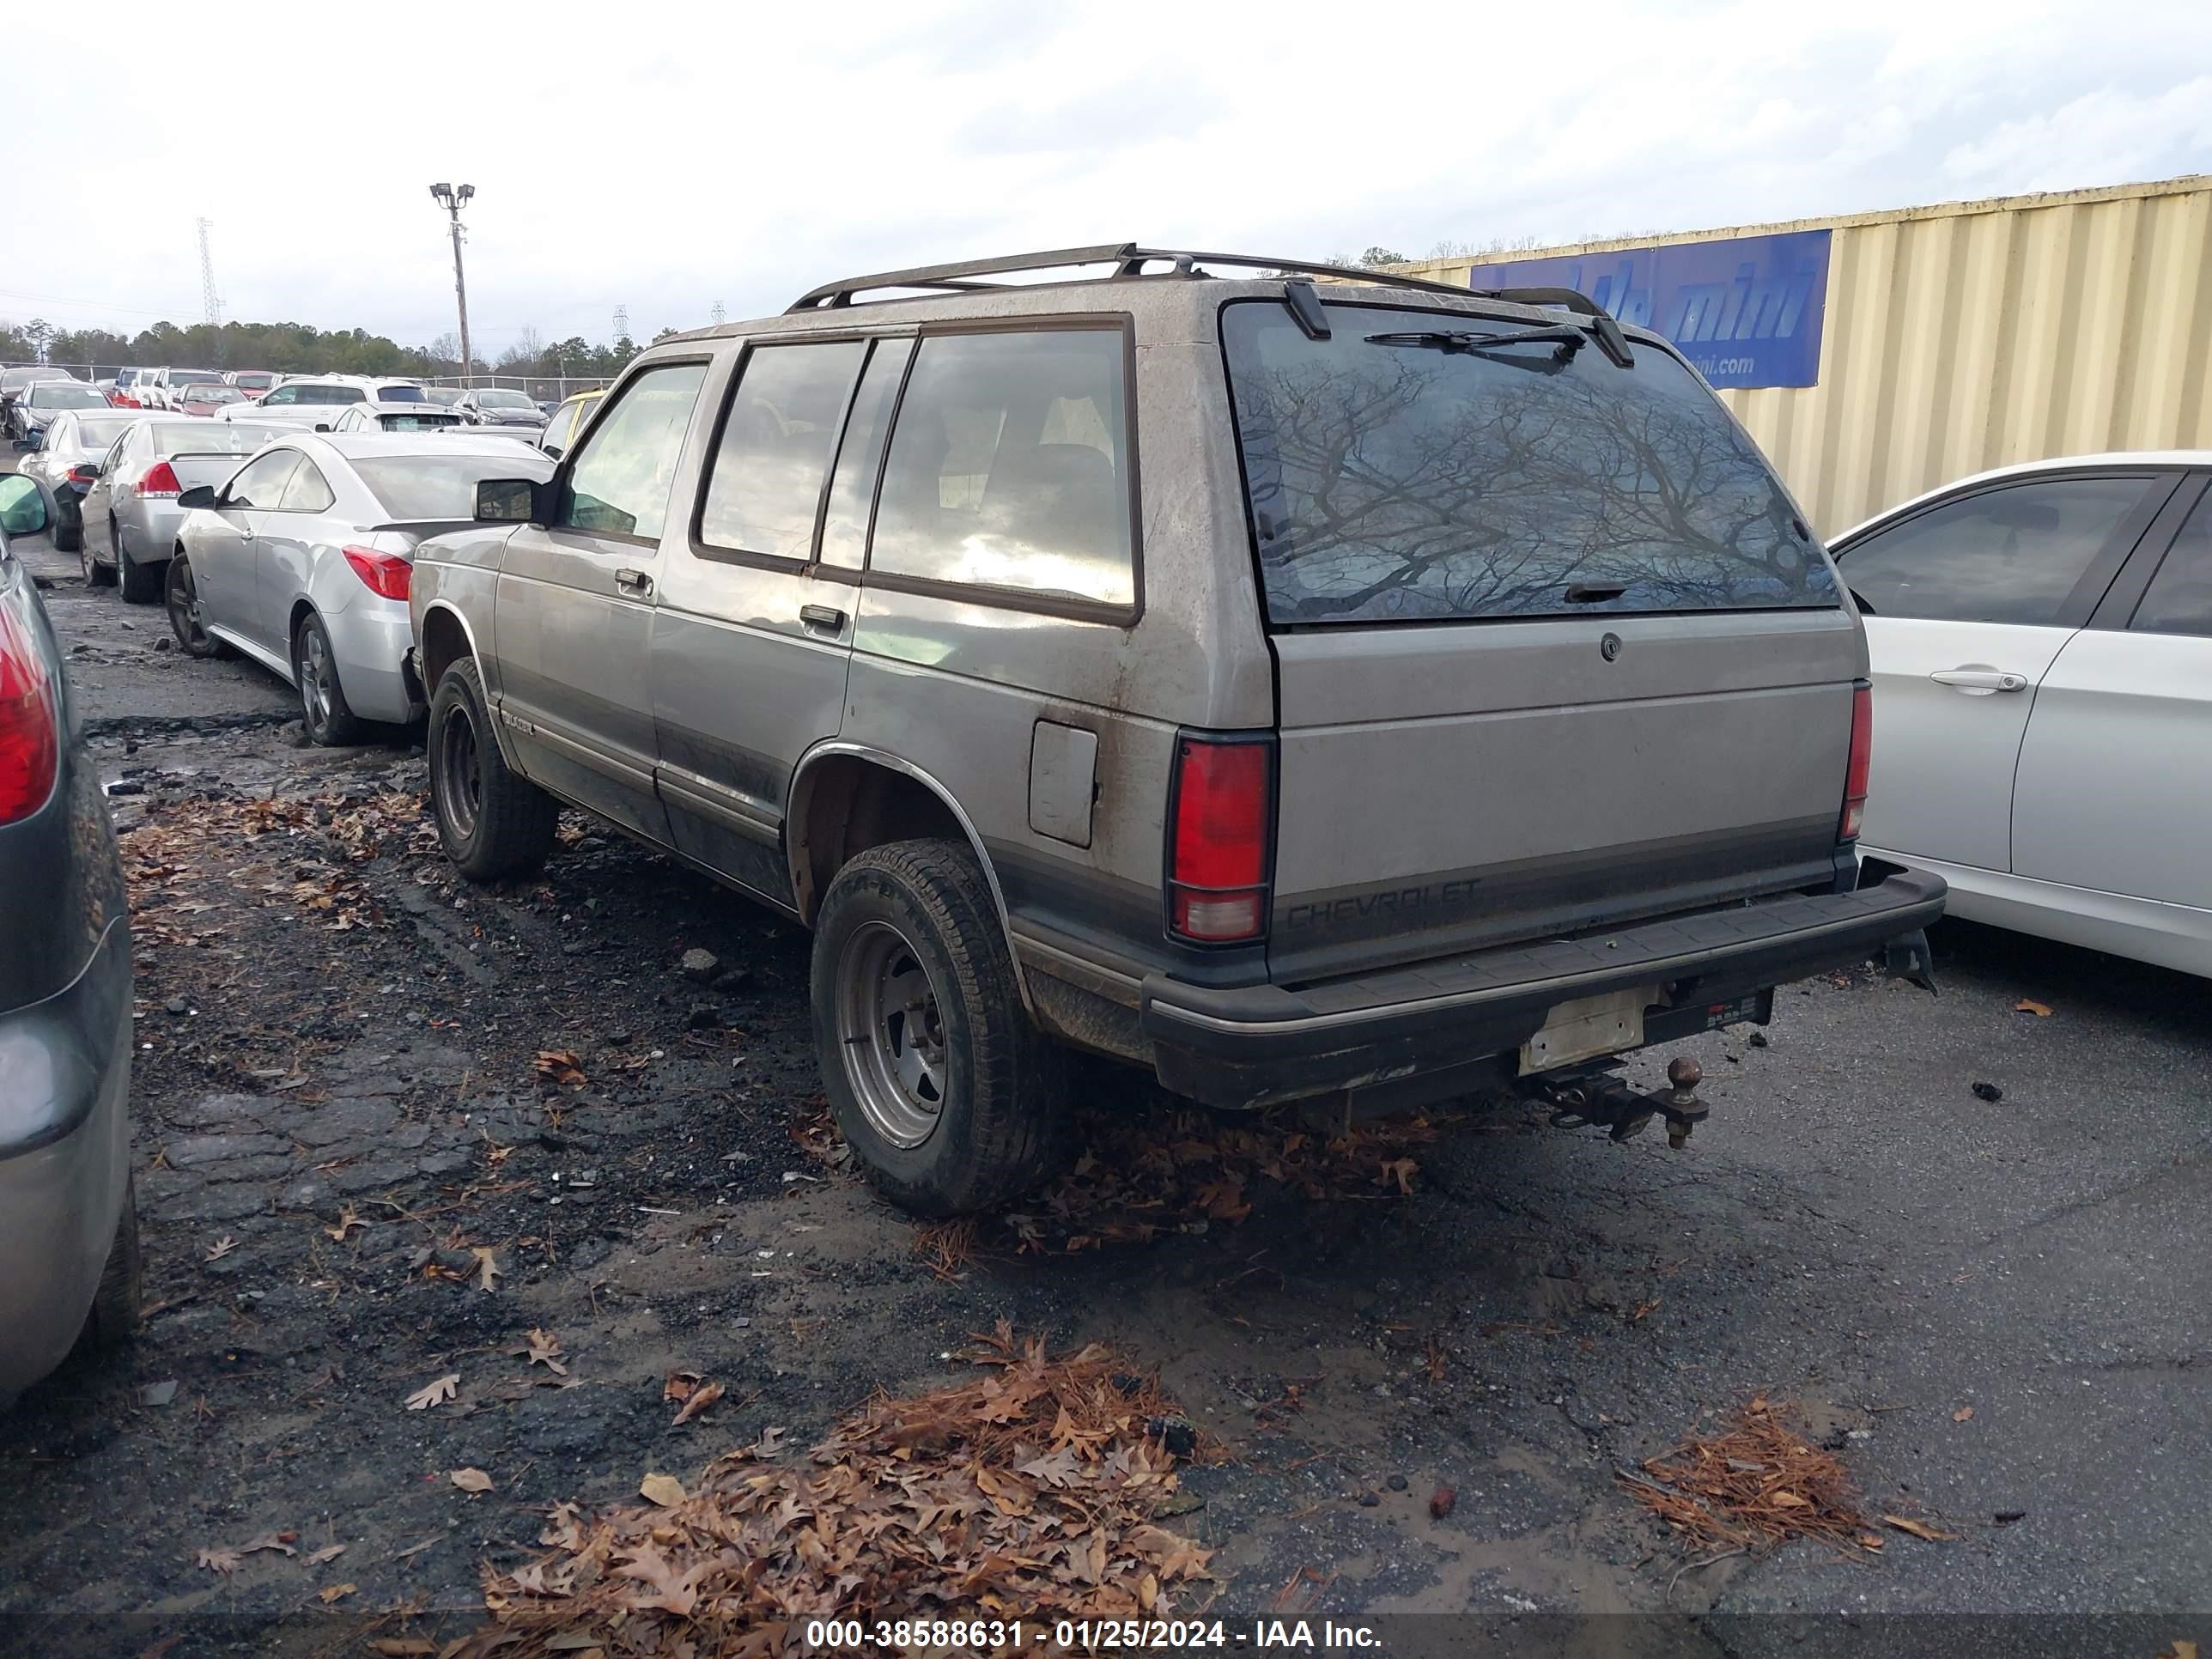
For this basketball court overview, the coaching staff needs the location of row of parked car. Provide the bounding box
[5,240,2207,1399]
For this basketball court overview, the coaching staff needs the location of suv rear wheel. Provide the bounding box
[810,840,1067,1216]
[427,656,558,880]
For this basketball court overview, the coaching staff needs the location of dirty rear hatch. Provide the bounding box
[1219,295,1861,985]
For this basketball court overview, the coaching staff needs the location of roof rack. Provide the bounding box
[784,242,1616,319]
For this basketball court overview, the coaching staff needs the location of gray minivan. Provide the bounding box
[409,244,1943,1215]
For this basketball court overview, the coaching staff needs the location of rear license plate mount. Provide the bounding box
[1519,986,1656,1075]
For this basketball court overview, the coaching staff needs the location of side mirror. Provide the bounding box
[10,437,32,452]
[176,485,218,509]
[313,422,331,433]
[0,474,48,537]
[475,478,541,524]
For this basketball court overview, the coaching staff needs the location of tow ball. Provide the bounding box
[1538,1057,1710,1150]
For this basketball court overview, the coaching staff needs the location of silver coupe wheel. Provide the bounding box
[835,920,951,1149]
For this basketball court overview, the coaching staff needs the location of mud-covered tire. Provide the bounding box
[811,839,1068,1216]
[118,539,161,604]
[428,655,557,882]
[79,1178,143,1354]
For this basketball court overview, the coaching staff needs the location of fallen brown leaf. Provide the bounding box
[471,1247,501,1293]
[306,1543,345,1565]
[661,1370,702,1404]
[238,1530,296,1557]
[532,1049,586,1086]
[516,1328,566,1375]
[451,1468,494,1494]
[637,1473,686,1508]
[317,1583,356,1604]
[1626,1396,1871,1553]
[325,1205,365,1243]
[2155,1642,2197,1659]
[2014,999,2054,1018]
[204,1236,235,1262]
[1952,1406,1975,1422]
[367,1644,439,1657]
[672,1378,724,1427]
[195,1547,241,1574]
[1882,1514,1958,1541]
[405,1373,460,1411]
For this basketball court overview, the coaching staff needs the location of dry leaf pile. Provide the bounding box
[463,1326,1210,1652]
[1622,1397,1880,1554]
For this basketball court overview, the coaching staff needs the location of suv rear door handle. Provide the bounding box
[1929,666,2028,694]
[614,567,653,598]
[799,604,847,635]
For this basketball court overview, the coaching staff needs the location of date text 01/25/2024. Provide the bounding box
[803,1619,1385,1650]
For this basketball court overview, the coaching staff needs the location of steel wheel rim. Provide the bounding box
[438,698,483,840]
[301,627,334,729]
[165,558,206,648]
[835,920,951,1149]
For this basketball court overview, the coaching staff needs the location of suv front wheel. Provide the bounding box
[811,840,1067,1216]
[427,657,559,881]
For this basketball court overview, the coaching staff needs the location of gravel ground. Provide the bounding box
[2,490,2207,1656]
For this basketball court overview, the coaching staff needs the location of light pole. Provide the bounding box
[428,182,476,386]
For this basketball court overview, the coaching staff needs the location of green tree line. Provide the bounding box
[0,316,654,381]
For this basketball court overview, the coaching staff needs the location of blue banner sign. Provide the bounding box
[1471,228,1832,389]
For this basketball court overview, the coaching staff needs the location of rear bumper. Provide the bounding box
[1140,867,1948,1109]
[0,916,133,1395]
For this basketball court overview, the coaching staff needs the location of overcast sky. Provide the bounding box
[7,0,2209,354]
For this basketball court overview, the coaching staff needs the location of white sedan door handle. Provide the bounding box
[1930,665,2028,694]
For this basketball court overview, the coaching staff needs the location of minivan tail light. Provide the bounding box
[136,460,181,499]
[1168,734,1273,943]
[342,547,411,601]
[0,603,59,825]
[1840,681,1873,842]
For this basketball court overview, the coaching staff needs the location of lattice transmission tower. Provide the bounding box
[195,218,222,326]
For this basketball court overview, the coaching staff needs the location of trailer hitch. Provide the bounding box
[1540,1057,1710,1150]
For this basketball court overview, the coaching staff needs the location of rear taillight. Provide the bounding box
[0,603,59,825]
[136,460,181,499]
[1840,681,1873,842]
[67,465,97,485]
[1167,733,1273,943]
[342,546,411,601]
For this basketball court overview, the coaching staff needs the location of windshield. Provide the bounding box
[151,421,288,455]
[1220,299,1839,624]
[355,453,556,520]
[169,371,223,386]
[474,389,535,410]
[33,384,109,409]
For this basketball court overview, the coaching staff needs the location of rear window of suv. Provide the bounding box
[1220,299,1839,625]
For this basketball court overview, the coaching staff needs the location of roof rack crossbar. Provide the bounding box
[785,242,1616,319]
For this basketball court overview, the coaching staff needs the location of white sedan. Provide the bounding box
[1831,453,2211,976]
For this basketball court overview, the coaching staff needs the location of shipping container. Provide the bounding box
[1399,174,2212,535]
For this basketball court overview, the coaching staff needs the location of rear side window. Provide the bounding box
[818,338,915,569]
[225,451,302,508]
[558,362,708,540]
[1221,299,1837,624]
[1839,477,2148,627]
[869,328,1133,609]
[697,340,866,561]
[280,460,336,513]
[2132,491,2212,638]
[358,453,556,520]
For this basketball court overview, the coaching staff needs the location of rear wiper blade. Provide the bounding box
[1366,325,1587,359]
[1366,317,1637,369]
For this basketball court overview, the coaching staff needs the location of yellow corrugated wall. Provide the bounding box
[1401,176,2212,535]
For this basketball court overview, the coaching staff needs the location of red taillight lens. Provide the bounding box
[342,546,411,601]
[1840,681,1873,842]
[1168,735,1273,943]
[137,460,181,499]
[0,604,59,825]
[67,465,97,484]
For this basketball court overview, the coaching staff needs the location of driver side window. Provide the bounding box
[262,385,298,407]
[224,451,303,508]
[557,363,708,541]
